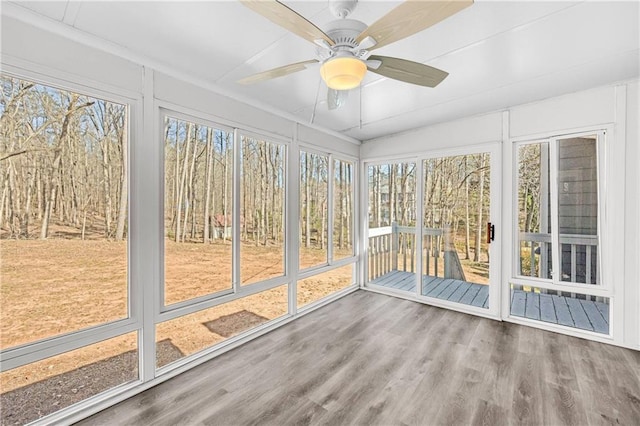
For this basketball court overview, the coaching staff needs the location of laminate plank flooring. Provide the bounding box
[78,291,640,426]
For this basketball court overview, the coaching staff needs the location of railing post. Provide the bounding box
[443,224,454,279]
[392,222,398,271]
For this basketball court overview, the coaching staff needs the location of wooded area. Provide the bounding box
[368,156,490,263]
[423,154,489,262]
[299,153,354,269]
[0,75,127,241]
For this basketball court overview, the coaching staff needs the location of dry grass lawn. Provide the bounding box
[0,238,353,395]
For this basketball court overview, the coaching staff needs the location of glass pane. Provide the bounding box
[333,159,354,261]
[517,143,552,279]
[0,76,128,350]
[156,285,288,368]
[510,284,609,334]
[367,163,417,291]
[0,332,138,425]
[557,136,599,284]
[299,151,328,269]
[239,136,285,284]
[164,117,233,305]
[297,264,354,308]
[421,154,491,309]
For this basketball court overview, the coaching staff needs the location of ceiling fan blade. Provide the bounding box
[357,0,473,51]
[367,55,448,88]
[238,59,319,85]
[327,88,349,110]
[240,0,334,46]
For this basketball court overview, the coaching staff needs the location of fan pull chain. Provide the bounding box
[310,77,322,124]
[359,84,363,129]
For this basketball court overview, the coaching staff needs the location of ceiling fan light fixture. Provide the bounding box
[320,56,367,90]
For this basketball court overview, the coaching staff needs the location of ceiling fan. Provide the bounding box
[238,0,473,110]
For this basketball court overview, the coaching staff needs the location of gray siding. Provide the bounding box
[558,137,598,284]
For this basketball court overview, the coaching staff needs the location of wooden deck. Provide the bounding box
[369,270,610,334]
[510,288,609,334]
[370,270,489,309]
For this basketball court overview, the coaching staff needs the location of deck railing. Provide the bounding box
[519,232,598,284]
[367,223,445,281]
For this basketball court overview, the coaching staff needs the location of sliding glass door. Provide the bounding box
[366,144,501,317]
[421,152,494,310]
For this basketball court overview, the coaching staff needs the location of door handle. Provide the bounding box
[487,222,495,243]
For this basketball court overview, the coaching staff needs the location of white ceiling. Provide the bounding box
[6,0,640,141]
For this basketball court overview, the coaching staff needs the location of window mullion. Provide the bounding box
[549,138,561,285]
[327,154,334,264]
[415,158,424,297]
[232,128,241,292]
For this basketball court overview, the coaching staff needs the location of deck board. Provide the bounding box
[422,276,442,294]
[459,284,481,306]
[525,292,541,320]
[471,285,489,308]
[426,279,454,298]
[438,279,464,301]
[511,291,526,317]
[449,281,472,303]
[551,295,575,328]
[369,271,609,335]
[580,300,608,334]
[566,297,594,331]
[539,294,557,323]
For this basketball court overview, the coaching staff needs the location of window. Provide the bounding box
[299,151,328,270]
[0,332,138,425]
[240,135,286,285]
[0,75,129,349]
[163,115,233,305]
[513,132,607,334]
[515,135,601,285]
[156,286,288,369]
[517,142,552,279]
[333,159,354,260]
[297,264,354,308]
[367,162,417,284]
[0,73,136,425]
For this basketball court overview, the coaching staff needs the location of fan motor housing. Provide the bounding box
[323,19,367,49]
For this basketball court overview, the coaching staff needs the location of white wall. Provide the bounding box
[361,111,503,159]
[624,81,640,347]
[1,15,143,94]
[362,82,640,350]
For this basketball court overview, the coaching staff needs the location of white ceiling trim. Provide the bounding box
[1,1,362,146]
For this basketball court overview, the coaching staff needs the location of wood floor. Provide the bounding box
[79,291,640,426]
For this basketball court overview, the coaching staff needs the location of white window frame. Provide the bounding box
[295,143,359,310]
[507,125,617,341]
[0,66,142,375]
[237,129,290,288]
[298,145,331,272]
[330,155,357,265]
[510,130,609,297]
[159,108,236,311]
[362,142,502,321]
